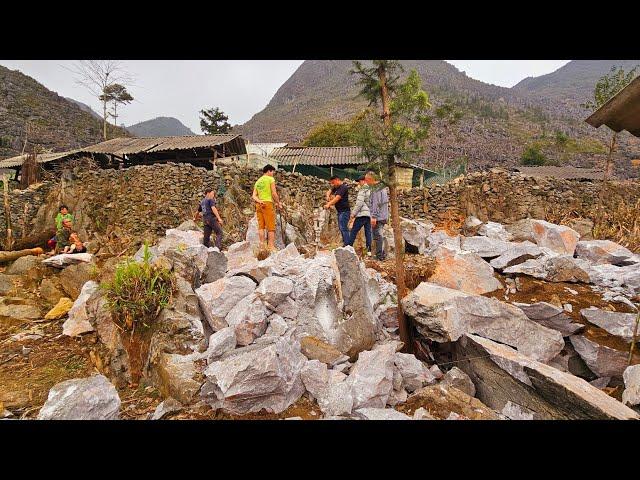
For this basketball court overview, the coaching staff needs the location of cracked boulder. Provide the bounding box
[195,275,257,331]
[504,255,591,283]
[622,365,640,407]
[489,241,543,270]
[347,342,396,409]
[530,219,580,255]
[569,335,630,378]
[441,366,476,397]
[514,301,583,337]
[301,360,353,416]
[402,282,564,362]
[460,236,511,258]
[62,281,99,337]
[224,293,271,346]
[201,338,307,414]
[37,375,120,420]
[454,334,639,420]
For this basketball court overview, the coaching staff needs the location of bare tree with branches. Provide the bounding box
[66,61,135,140]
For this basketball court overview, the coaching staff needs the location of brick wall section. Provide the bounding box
[2,164,639,249]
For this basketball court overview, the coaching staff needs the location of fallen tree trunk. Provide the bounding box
[12,228,55,251]
[0,247,43,263]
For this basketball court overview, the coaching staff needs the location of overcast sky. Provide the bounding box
[0,60,570,132]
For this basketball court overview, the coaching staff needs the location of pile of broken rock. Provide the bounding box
[34,216,640,420]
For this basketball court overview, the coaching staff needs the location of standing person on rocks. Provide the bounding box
[195,188,223,249]
[252,164,282,252]
[347,176,372,255]
[324,176,351,246]
[366,171,389,261]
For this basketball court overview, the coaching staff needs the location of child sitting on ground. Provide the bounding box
[63,232,87,254]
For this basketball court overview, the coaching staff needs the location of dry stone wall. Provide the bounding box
[2,163,639,249]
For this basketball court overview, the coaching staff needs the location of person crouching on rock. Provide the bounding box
[48,204,74,253]
[195,188,223,249]
[55,218,73,254]
[252,164,281,252]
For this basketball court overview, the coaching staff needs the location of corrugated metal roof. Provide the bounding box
[585,76,640,137]
[0,150,79,168]
[270,146,366,166]
[81,134,245,155]
[515,166,605,180]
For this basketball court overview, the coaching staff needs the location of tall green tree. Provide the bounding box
[582,65,639,181]
[351,60,432,352]
[100,84,134,131]
[200,107,232,134]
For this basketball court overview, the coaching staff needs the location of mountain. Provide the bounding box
[126,116,195,137]
[237,60,638,178]
[0,65,127,159]
[514,60,640,108]
[64,97,102,120]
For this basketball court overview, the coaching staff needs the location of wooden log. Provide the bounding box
[0,247,43,263]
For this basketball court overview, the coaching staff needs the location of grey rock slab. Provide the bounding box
[41,253,93,268]
[514,301,583,337]
[150,398,183,420]
[202,249,228,284]
[37,375,120,420]
[394,352,436,392]
[454,334,639,420]
[301,360,353,416]
[580,307,638,343]
[202,326,237,363]
[569,335,630,378]
[6,255,41,275]
[201,338,306,414]
[478,221,513,241]
[195,275,256,331]
[354,408,411,420]
[225,241,258,271]
[460,236,511,258]
[347,343,396,409]
[489,241,543,270]
[62,281,99,337]
[255,276,294,307]
[575,240,635,266]
[501,401,534,420]
[403,282,564,362]
[224,293,270,346]
[622,364,640,406]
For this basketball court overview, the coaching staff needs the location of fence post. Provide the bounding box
[3,173,13,250]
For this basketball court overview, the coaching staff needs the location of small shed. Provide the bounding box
[0,134,247,179]
[270,145,436,189]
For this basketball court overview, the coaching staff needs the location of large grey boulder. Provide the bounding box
[428,246,502,295]
[460,236,511,258]
[37,375,121,420]
[575,240,635,266]
[195,275,257,331]
[224,293,270,346]
[454,334,639,420]
[424,230,462,256]
[59,262,95,300]
[489,241,543,270]
[347,343,396,409]
[504,255,591,283]
[255,276,294,307]
[202,249,228,284]
[580,307,638,343]
[514,302,583,337]
[478,221,513,241]
[530,219,580,255]
[622,365,640,407]
[301,360,353,417]
[202,327,237,363]
[333,247,377,357]
[402,282,564,362]
[569,335,630,378]
[201,338,307,414]
[590,263,640,297]
[41,252,93,268]
[354,408,411,420]
[226,241,257,271]
[155,353,203,404]
[441,366,476,397]
[62,281,99,337]
[504,218,536,243]
[6,255,41,275]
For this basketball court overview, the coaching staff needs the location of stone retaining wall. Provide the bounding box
[2,163,639,249]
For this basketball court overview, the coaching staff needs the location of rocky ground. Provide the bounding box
[1,214,639,420]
